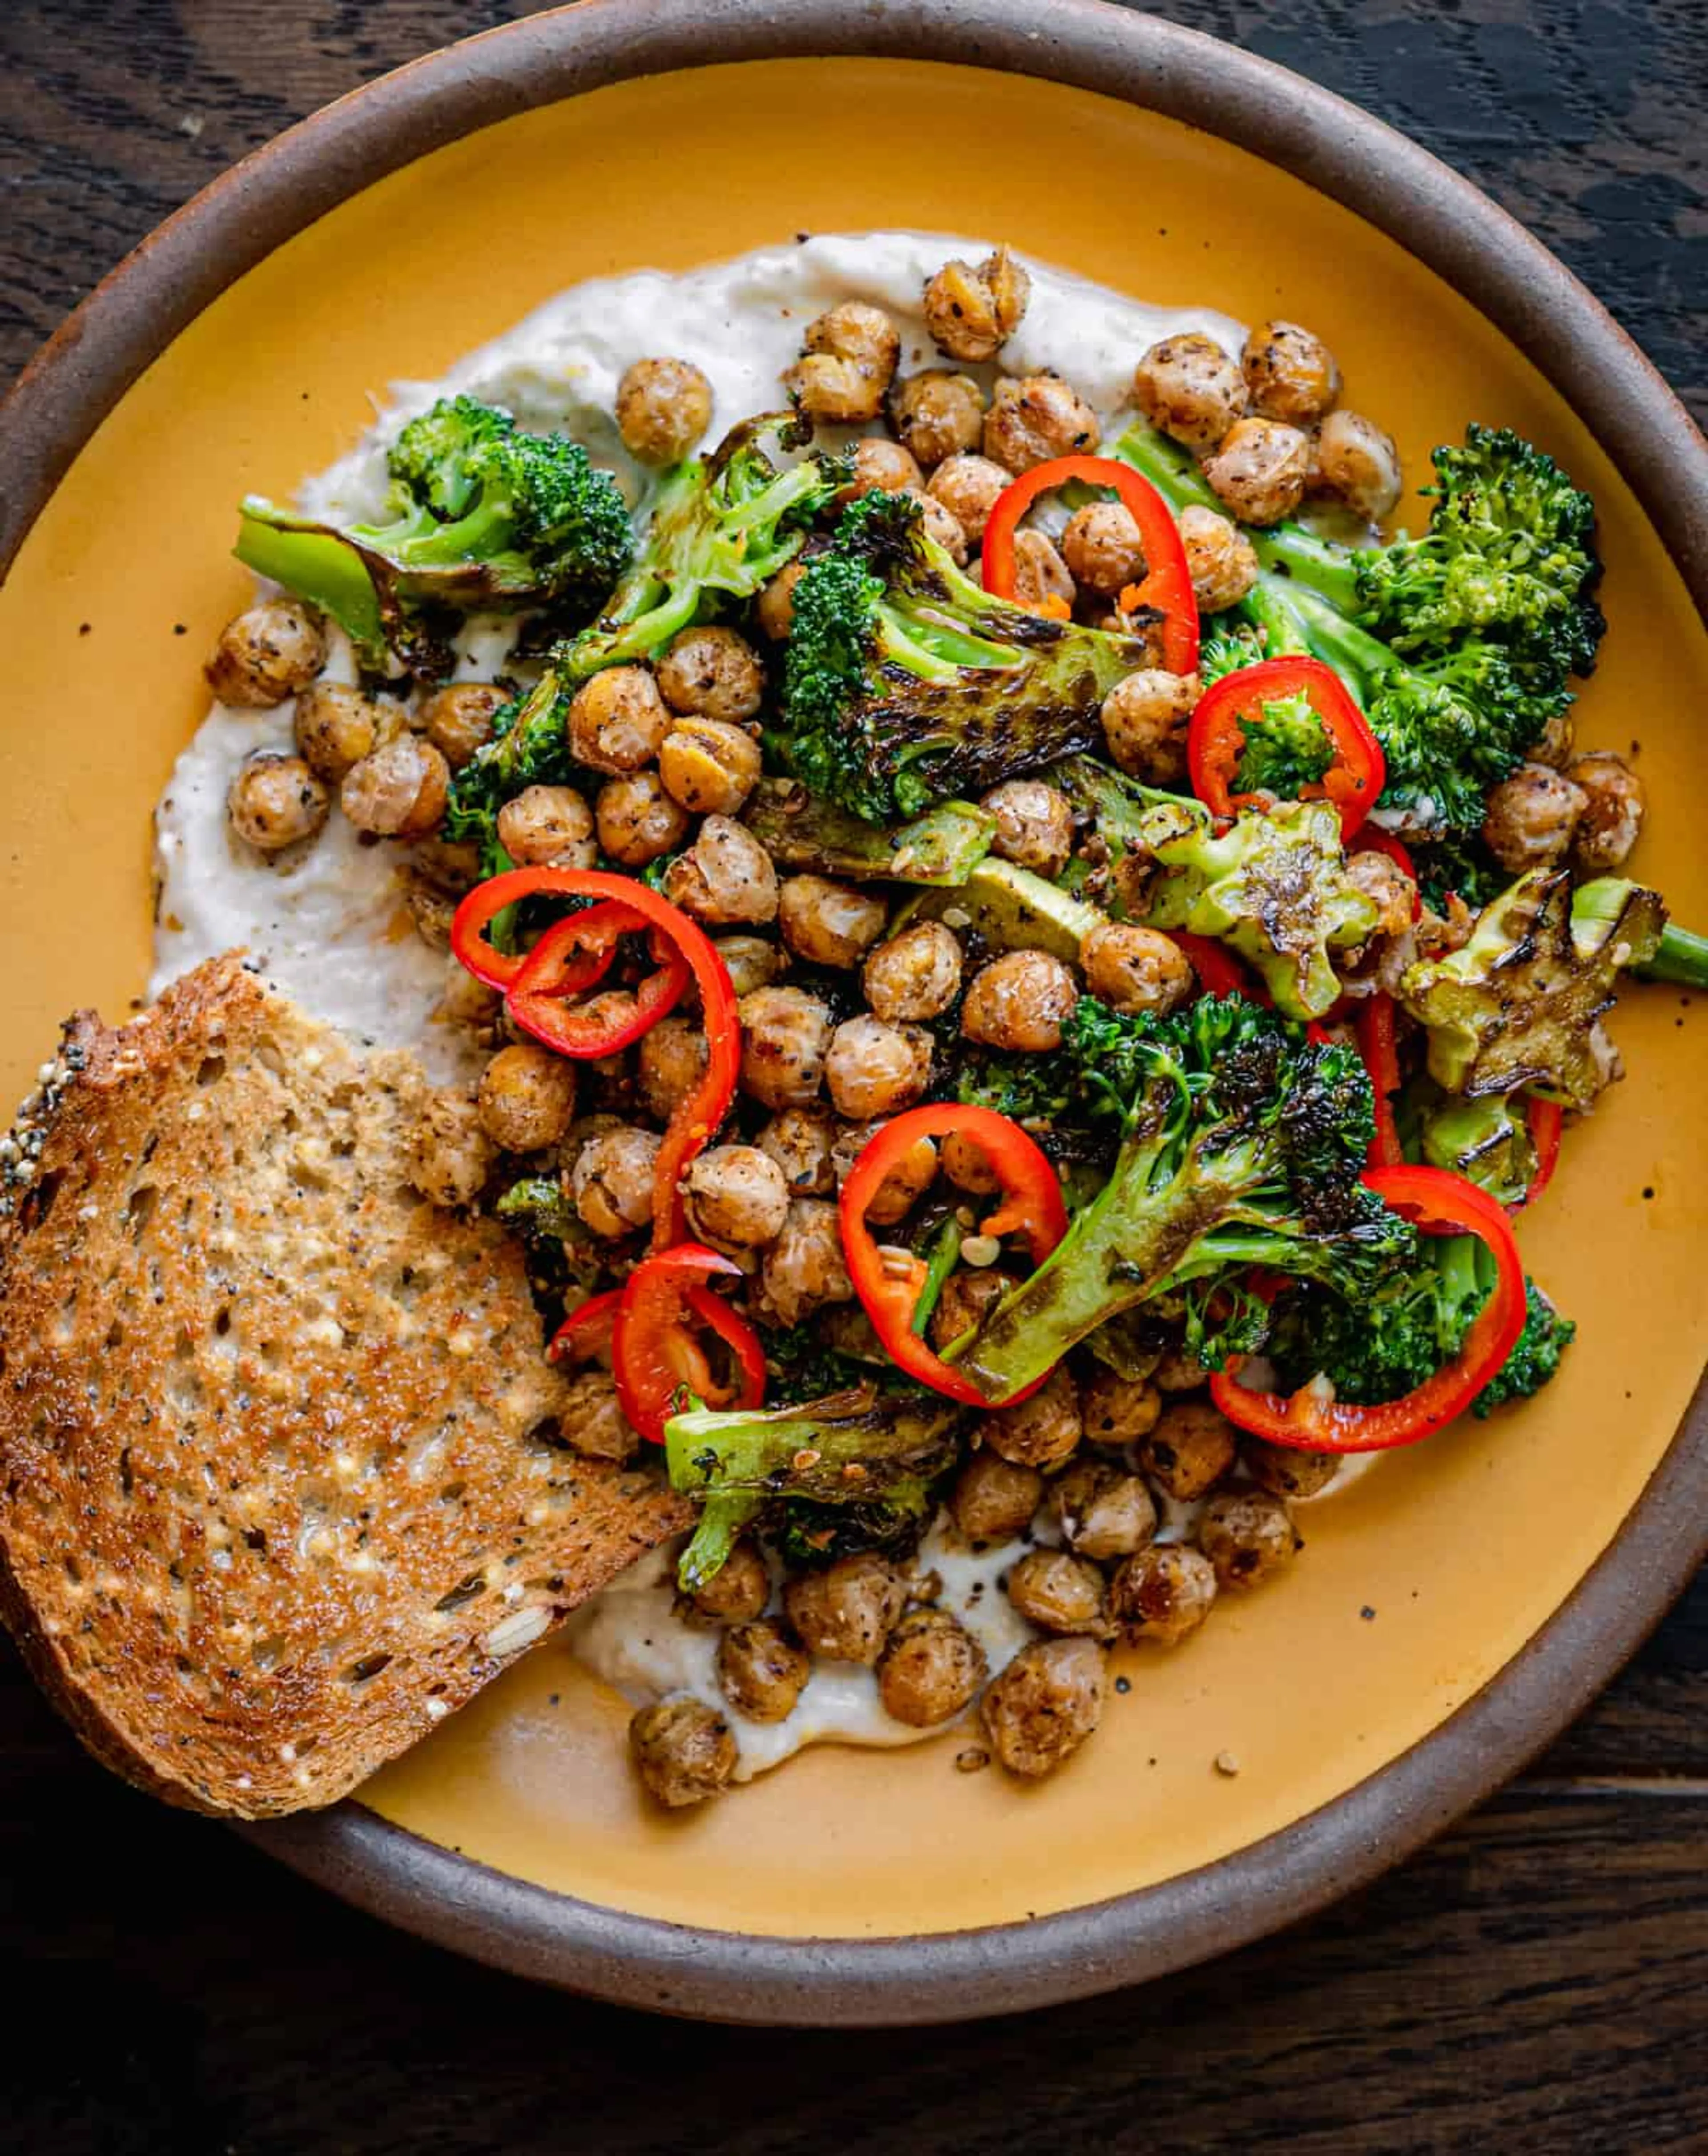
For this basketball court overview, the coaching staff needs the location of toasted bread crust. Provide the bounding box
[0,957,686,1817]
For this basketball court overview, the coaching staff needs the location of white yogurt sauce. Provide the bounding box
[149,232,1366,1776]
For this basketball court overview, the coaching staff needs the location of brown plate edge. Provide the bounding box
[4,0,1706,2024]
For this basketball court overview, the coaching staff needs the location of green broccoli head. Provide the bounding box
[1399,869,1666,1109]
[777,490,1159,823]
[443,672,578,864]
[1230,688,1337,798]
[235,394,633,674]
[664,1387,963,1591]
[953,996,1417,1401]
[1472,1279,1575,1416]
[1135,793,1377,1019]
[558,412,844,681]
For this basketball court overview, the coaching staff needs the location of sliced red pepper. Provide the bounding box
[1172,930,1268,1006]
[1354,994,1405,1170]
[508,913,690,1058]
[451,867,740,1247]
[1514,1095,1564,1211]
[1353,829,1422,921]
[1210,1164,1528,1453]
[1188,656,1385,839]
[548,1288,620,1367]
[839,1105,1068,1406]
[979,455,1200,674]
[611,1244,765,1442]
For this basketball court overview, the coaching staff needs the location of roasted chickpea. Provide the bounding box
[980,1636,1107,1778]
[629,1698,737,1808]
[596,771,693,867]
[1154,1343,1211,1393]
[1202,416,1311,527]
[567,665,670,774]
[1198,1487,1298,1590]
[559,1368,641,1464]
[890,368,987,467]
[1528,711,1577,771]
[408,1086,493,1208]
[676,1539,770,1629]
[978,1364,1082,1470]
[950,1448,1043,1545]
[1080,923,1193,1015]
[637,1013,709,1124]
[658,623,765,723]
[929,1265,1015,1353]
[658,718,763,817]
[1008,528,1076,612]
[862,920,963,1025]
[1061,501,1147,596]
[399,865,457,947]
[878,1609,987,1728]
[227,753,330,854]
[926,453,1011,544]
[1138,1400,1237,1502]
[777,875,889,969]
[1482,762,1587,873]
[1108,1544,1218,1646]
[922,245,1031,362]
[961,949,1078,1054]
[837,435,924,505]
[419,682,507,769]
[786,301,900,422]
[436,953,502,1037]
[738,985,834,1110]
[909,488,970,565]
[1310,408,1403,523]
[760,1197,853,1323]
[717,1619,811,1725]
[684,1143,791,1251]
[755,560,806,642]
[755,1104,838,1197]
[713,934,786,998]
[476,1042,578,1153]
[1241,320,1341,426]
[1079,1369,1163,1450]
[1100,667,1198,784]
[1051,1460,1158,1562]
[983,373,1100,475]
[571,1125,662,1238]
[1346,847,1417,938]
[1242,1436,1340,1500]
[832,1118,936,1226]
[1131,333,1249,453]
[664,814,779,927]
[292,681,378,783]
[1566,751,1645,872]
[782,1552,906,1665]
[940,1129,1002,1195]
[1179,503,1261,613]
[341,734,449,840]
[496,783,596,868]
[824,1015,931,1122]
[615,356,713,465]
[977,780,1074,881]
[1005,1549,1110,1639]
[205,598,327,708]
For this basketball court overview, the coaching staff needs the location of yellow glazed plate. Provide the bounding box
[2,4,1704,2023]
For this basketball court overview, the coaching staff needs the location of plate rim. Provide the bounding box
[6,0,1707,2026]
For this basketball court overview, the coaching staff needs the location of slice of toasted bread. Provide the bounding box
[0,955,686,1818]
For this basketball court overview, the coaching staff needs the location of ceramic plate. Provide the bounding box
[2,0,1704,2025]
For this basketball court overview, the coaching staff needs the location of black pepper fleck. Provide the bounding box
[1114,1675,1131,1695]
[1360,1605,1376,1621]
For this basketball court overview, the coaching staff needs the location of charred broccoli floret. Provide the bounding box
[236,394,632,674]
[1474,1279,1576,1414]
[1113,420,1605,832]
[665,1388,963,1591]
[776,490,1157,822]
[1399,870,1665,1109]
[442,673,578,867]
[556,412,844,681]
[952,997,1417,1403]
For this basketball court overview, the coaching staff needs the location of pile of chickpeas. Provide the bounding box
[203,242,1639,1804]
[629,1360,1330,1806]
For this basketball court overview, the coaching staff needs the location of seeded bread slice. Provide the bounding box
[0,956,685,1818]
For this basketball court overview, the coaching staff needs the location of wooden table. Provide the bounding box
[2,3,1703,2147]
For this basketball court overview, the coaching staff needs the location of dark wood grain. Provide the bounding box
[1,1,1704,2146]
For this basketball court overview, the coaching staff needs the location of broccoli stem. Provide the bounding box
[234,515,386,660]
[1110,423,1363,616]
[1639,923,1708,990]
[910,1218,964,1339]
